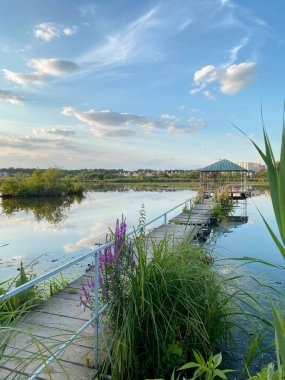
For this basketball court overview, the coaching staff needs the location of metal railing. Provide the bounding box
[0,196,195,379]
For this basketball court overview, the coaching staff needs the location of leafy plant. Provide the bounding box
[234,112,285,257]
[178,352,233,380]
[49,273,68,296]
[235,109,285,378]
[148,352,233,380]
[248,363,279,380]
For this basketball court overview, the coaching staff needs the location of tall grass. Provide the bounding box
[234,111,285,257]
[233,108,285,378]
[104,235,238,380]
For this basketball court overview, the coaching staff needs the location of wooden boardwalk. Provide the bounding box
[0,272,96,380]
[0,199,216,379]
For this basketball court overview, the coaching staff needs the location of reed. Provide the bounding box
[105,235,239,380]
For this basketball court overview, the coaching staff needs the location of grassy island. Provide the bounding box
[0,167,84,198]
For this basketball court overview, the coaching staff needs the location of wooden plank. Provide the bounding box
[35,361,95,380]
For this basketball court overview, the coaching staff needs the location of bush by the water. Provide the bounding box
[79,218,237,380]
[0,167,84,198]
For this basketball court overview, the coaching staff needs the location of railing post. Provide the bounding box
[94,250,100,374]
[164,213,167,238]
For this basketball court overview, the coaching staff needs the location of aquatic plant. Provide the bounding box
[234,112,285,258]
[79,216,136,310]
[78,215,237,379]
[233,108,285,377]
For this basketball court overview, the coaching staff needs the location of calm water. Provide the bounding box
[0,186,284,373]
[0,188,197,281]
[0,188,283,283]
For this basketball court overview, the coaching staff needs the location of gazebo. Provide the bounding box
[200,159,248,195]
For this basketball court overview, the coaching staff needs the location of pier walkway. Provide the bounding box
[0,197,217,379]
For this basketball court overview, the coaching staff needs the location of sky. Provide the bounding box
[0,0,284,170]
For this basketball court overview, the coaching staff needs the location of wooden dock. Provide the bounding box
[0,199,217,379]
[0,272,96,380]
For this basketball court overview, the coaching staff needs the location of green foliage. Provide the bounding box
[212,192,233,222]
[148,352,233,380]
[248,363,279,380]
[106,237,235,380]
[0,262,41,321]
[235,112,285,258]
[49,273,68,296]
[235,109,285,378]
[0,167,84,198]
[179,352,233,380]
[272,305,285,377]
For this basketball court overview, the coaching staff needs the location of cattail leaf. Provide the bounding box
[258,209,285,259]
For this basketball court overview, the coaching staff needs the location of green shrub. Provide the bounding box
[105,237,235,380]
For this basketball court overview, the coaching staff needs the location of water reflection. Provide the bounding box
[87,183,199,192]
[1,195,84,225]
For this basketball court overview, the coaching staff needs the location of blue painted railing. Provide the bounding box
[0,196,195,379]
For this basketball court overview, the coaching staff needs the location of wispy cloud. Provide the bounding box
[33,128,76,137]
[78,7,159,68]
[229,37,250,63]
[34,22,77,42]
[78,4,97,17]
[0,90,25,104]
[2,69,46,85]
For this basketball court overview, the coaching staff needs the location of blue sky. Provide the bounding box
[0,0,284,170]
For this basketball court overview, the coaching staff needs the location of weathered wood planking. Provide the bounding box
[169,201,216,226]
[146,224,201,247]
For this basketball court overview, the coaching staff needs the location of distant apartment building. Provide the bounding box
[0,171,8,177]
[236,161,266,172]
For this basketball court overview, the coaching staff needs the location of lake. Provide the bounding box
[0,185,284,373]
[0,186,283,284]
[0,188,197,281]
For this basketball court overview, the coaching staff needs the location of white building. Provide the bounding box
[236,162,266,172]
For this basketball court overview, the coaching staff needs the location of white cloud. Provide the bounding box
[190,87,203,95]
[161,114,180,122]
[219,62,256,94]
[3,59,79,86]
[33,128,76,137]
[191,61,256,97]
[0,134,75,151]
[0,90,25,104]
[62,106,150,128]
[62,106,206,138]
[193,65,216,83]
[2,69,46,85]
[91,127,136,138]
[34,22,77,42]
[203,90,216,100]
[167,123,205,135]
[187,117,206,123]
[64,222,107,253]
[62,26,77,36]
[29,59,79,76]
